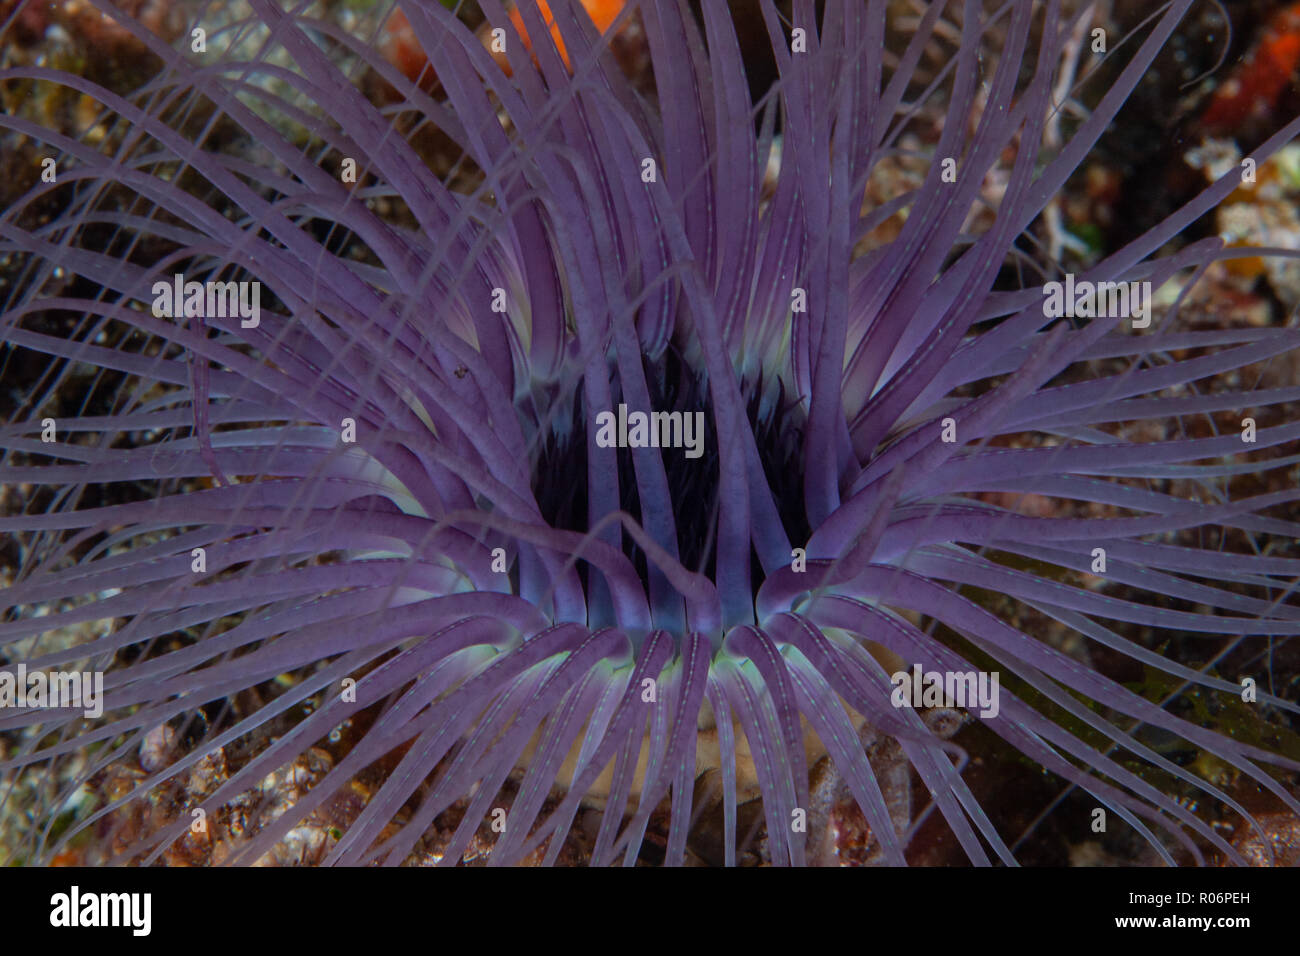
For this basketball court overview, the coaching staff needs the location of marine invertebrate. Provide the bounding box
[2,0,1299,867]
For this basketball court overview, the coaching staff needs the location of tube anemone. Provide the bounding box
[2,0,1299,866]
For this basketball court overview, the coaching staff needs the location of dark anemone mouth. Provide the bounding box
[531,350,719,583]
[2,0,1300,868]
[530,351,810,594]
